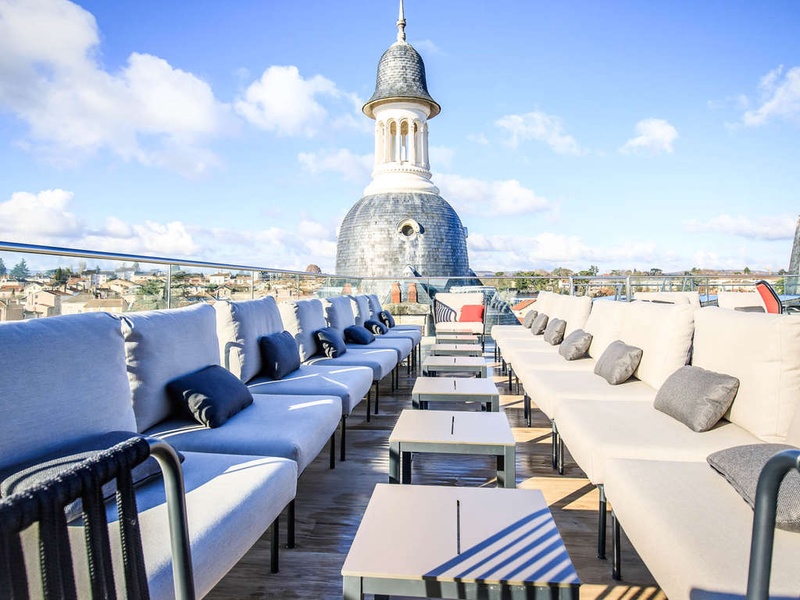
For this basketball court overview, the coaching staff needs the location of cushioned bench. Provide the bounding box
[0,311,298,598]
[214,296,374,461]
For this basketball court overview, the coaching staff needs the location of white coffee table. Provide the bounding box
[342,484,580,600]
[422,356,489,378]
[412,376,500,412]
[389,409,515,487]
[436,333,479,343]
[430,343,483,357]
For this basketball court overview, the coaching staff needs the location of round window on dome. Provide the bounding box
[397,219,421,239]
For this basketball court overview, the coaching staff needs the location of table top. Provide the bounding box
[389,409,514,445]
[342,484,579,587]
[422,355,487,368]
[412,376,498,397]
[436,333,478,341]
[430,343,481,352]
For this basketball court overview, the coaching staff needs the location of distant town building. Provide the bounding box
[335,1,471,279]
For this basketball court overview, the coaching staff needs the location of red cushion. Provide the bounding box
[459,304,484,322]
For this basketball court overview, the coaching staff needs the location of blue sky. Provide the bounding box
[1,0,799,274]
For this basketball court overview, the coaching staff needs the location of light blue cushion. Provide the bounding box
[121,303,220,432]
[367,294,383,317]
[247,364,372,414]
[145,394,341,474]
[325,296,357,330]
[279,299,328,362]
[0,312,136,471]
[305,347,397,380]
[214,296,284,383]
[351,296,373,327]
[90,451,297,598]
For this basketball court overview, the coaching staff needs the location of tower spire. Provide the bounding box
[396,0,406,42]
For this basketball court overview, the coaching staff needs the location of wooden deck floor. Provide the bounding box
[207,342,667,600]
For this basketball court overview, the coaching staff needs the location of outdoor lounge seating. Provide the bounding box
[214,296,374,462]
[491,294,800,598]
[0,311,299,597]
[432,292,487,349]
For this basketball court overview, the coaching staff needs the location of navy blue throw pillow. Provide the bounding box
[364,319,388,335]
[345,325,375,344]
[259,331,301,380]
[315,327,347,358]
[167,364,254,428]
[379,310,396,328]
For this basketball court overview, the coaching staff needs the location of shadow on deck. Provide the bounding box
[207,340,665,600]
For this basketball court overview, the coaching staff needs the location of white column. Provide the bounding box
[375,121,383,165]
[385,120,394,162]
[408,121,417,165]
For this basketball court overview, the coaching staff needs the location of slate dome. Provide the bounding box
[335,192,470,278]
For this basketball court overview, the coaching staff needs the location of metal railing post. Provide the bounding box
[166,264,173,309]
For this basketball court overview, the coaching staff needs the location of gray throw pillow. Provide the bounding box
[594,340,643,385]
[654,366,739,432]
[522,310,538,329]
[543,318,567,345]
[559,329,593,360]
[530,313,549,335]
[708,444,800,532]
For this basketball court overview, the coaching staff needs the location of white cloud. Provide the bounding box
[236,65,361,137]
[467,231,660,271]
[742,65,800,127]
[411,39,442,56]
[298,148,373,183]
[435,173,553,217]
[495,110,586,155]
[0,189,83,238]
[466,133,489,146]
[0,189,338,270]
[684,214,795,241]
[0,0,231,175]
[620,118,678,155]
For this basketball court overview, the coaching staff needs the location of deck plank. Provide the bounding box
[206,343,666,600]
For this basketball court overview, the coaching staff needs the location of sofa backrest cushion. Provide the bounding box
[717,291,765,312]
[533,291,556,316]
[351,295,373,327]
[121,303,220,432]
[549,295,593,337]
[584,300,627,360]
[619,301,695,389]
[279,299,328,362]
[214,296,284,383]
[325,296,357,330]
[692,308,800,442]
[365,294,380,316]
[0,313,136,471]
[633,291,701,307]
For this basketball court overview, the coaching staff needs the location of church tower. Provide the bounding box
[335,0,471,278]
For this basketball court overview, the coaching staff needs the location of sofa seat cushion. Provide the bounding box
[104,451,296,598]
[554,399,760,484]
[525,369,655,420]
[490,323,527,341]
[382,327,422,346]
[214,297,284,383]
[247,364,372,415]
[167,365,254,428]
[145,394,341,475]
[304,347,397,380]
[499,336,560,367]
[604,458,800,600]
[353,336,412,361]
[0,312,136,471]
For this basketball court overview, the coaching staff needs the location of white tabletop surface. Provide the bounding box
[342,484,579,586]
[389,409,514,445]
[412,376,498,397]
